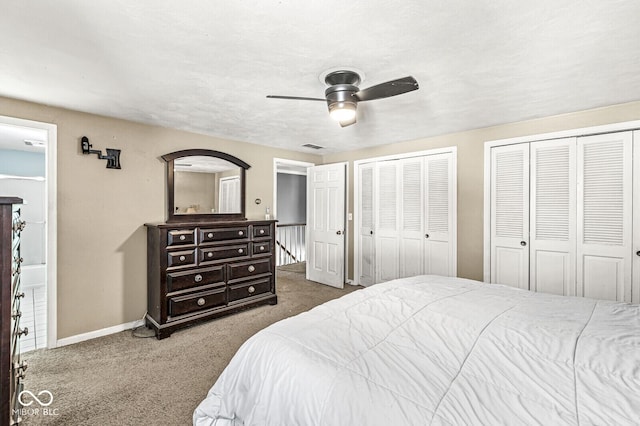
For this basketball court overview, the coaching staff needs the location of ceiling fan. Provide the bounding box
[266,70,419,127]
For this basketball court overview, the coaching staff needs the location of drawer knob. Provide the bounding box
[17,327,29,337]
[15,292,25,300]
[259,229,265,235]
[248,286,255,294]
[179,235,186,241]
[260,246,265,251]
[248,265,255,273]
[194,274,203,283]
[207,252,213,258]
[238,230,244,236]
[208,232,214,238]
[179,255,186,261]
[197,298,206,306]
[238,248,244,254]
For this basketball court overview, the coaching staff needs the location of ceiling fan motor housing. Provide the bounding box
[325,84,359,114]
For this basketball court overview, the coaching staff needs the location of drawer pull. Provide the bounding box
[197,298,206,306]
[238,230,244,236]
[17,327,29,337]
[259,245,265,251]
[248,265,255,273]
[259,229,265,235]
[179,235,186,241]
[12,310,21,320]
[13,220,26,232]
[248,286,255,294]
[238,248,244,254]
[179,255,186,261]
[194,274,203,283]
[16,370,26,380]
[15,292,25,300]
[207,232,214,238]
[14,256,24,265]
[207,252,213,258]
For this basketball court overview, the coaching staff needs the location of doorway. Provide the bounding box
[273,158,314,269]
[0,115,57,349]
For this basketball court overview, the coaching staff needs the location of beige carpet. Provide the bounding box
[21,269,360,425]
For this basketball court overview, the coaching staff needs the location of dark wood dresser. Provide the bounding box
[145,220,277,339]
[1,197,27,425]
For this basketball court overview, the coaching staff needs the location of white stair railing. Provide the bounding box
[275,223,306,266]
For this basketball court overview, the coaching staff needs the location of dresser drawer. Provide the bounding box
[200,244,249,263]
[200,227,249,243]
[167,249,196,267]
[253,225,271,238]
[167,229,195,246]
[252,241,271,256]
[166,266,224,293]
[229,277,272,302]
[228,259,272,281]
[168,287,226,317]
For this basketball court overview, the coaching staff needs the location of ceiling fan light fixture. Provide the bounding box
[328,102,357,122]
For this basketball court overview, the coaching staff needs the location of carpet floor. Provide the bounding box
[20,269,360,425]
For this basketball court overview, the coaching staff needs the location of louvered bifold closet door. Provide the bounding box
[577,132,632,302]
[399,158,424,278]
[424,153,454,276]
[375,160,401,282]
[529,138,577,296]
[490,143,530,289]
[358,164,375,286]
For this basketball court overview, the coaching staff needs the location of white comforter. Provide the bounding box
[193,275,640,425]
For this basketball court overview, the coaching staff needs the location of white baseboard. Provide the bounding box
[55,319,145,348]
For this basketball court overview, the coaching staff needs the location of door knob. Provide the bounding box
[370,230,373,235]
[636,251,640,257]
[520,241,527,246]
[425,234,430,239]
[336,230,342,235]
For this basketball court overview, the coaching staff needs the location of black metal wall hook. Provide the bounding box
[80,136,121,169]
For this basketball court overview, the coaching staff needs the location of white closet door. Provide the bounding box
[490,143,530,289]
[399,158,424,278]
[424,153,454,276]
[577,132,632,302]
[375,160,400,282]
[529,138,576,296]
[358,164,375,286]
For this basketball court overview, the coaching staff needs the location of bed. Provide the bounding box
[193,275,640,425]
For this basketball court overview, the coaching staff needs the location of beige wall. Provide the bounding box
[323,101,640,282]
[0,96,321,339]
[2,95,639,340]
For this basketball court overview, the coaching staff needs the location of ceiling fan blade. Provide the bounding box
[339,116,357,127]
[354,76,419,102]
[266,95,326,102]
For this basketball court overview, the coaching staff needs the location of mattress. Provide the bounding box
[193,275,640,425]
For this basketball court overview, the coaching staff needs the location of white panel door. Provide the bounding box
[399,158,424,278]
[424,153,455,276]
[529,138,576,296]
[577,132,632,302]
[306,163,346,288]
[375,160,400,283]
[490,143,530,289]
[358,164,375,286]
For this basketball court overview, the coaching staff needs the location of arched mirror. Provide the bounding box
[163,149,250,222]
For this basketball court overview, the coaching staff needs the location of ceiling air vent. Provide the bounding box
[302,143,324,150]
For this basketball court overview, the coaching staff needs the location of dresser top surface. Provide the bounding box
[145,219,277,229]
[0,197,23,205]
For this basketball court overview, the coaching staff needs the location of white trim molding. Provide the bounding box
[56,319,145,347]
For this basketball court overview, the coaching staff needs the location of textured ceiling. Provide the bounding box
[1,1,640,154]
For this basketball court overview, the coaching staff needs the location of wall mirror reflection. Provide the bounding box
[163,149,250,222]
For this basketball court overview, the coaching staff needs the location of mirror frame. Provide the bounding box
[162,149,250,222]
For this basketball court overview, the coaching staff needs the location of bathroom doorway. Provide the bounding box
[0,115,57,350]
